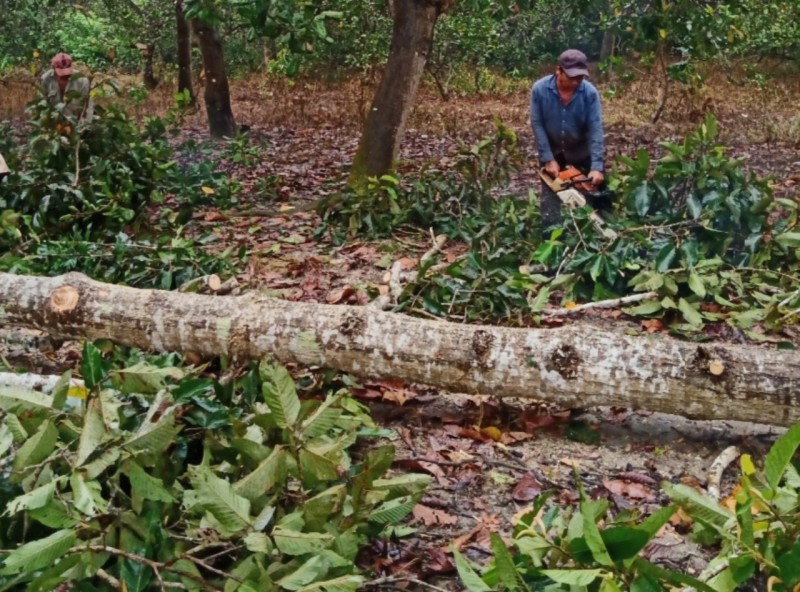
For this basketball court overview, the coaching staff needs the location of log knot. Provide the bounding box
[692,346,729,381]
[339,315,365,338]
[471,330,494,368]
[549,344,580,380]
[49,285,80,316]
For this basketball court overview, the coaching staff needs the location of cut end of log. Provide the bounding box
[49,285,80,315]
[708,359,725,376]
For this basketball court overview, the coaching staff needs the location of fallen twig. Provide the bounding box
[543,291,658,317]
[706,445,740,500]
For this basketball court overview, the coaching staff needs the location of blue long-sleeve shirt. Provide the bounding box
[530,74,605,172]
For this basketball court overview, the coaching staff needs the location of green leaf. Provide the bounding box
[633,182,651,216]
[452,548,491,592]
[0,386,53,415]
[678,298,703,327]
[300,394,343,439]
[540,569,602,586]
[276,556,327,591]
[0,529,77,575]
[633,558,716,592]
[775,232,800,247]
[243,532,272,554]
[185,465,252,536]
[74,398,106,467]
[662,483,733,528]
[234,445,288,501]
[51,370,72,411]
[638,505,676,538]
[70,472,106,516]
[83,447,121,480]
[110,361,185,394]
[120,529,152,592]
[273,528,335,555]
[123,460,175,505]
[655,244,677,272]
[4,481,57,516]
[260,360,301,429]
[81,341,106,389]
[688,272,706,298]
[491,532,528,591]
[28,499,79,529]
[123,408,181,455]
[296,575,365,592]
[13,419,58,472]
[369,495,417,525]
[765,423,800,490]
[299,448,340,483]
[580,500,613,566]
[623,300,662,316]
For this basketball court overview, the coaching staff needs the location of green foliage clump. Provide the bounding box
[0,346,428,591]
[0,97,171,243]
[455,424,800,591]
[321,115,800,333]
[0,92,244,290]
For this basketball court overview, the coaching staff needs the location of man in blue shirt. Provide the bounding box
[531,49,605,230]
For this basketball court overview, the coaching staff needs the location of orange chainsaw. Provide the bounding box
[539,165,617,239]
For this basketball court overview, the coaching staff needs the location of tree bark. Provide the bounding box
[349,0,444,185]
[191,19,236,138]
[2,272,800,426]
[142,43,158,89]
[176,0,195,105]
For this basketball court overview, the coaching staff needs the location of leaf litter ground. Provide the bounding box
[5,72,800,591]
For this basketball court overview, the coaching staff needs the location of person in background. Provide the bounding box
[530,49,605,231]
[41,52,94,123]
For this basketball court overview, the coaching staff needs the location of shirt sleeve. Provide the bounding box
[530,83,554,164]
[587,89,605,172]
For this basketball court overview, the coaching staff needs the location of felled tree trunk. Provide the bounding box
[176,0,195,105]
[349,0,450,185]
[1,272,799,426]
[191,19,236,138]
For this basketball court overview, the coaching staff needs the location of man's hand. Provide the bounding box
[544,160,560,178]
[588,170,604,186]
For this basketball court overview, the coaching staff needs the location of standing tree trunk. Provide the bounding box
[191,19,236,138]
[142,43,158,89]
[176,0,195,105]
[349,0,450,186]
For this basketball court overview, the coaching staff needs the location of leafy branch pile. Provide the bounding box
[0,94,242,289]
[322,115,800,335]
[0,345,428,591]
[455,424,800,591]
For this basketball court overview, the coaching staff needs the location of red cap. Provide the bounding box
[51,53,74,77]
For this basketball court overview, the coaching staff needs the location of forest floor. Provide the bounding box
[3,65,800,590]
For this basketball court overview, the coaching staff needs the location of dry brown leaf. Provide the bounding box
[326,285,354,304]
[398,257,418,271]
[512,474,545,502]
[641,319,664,333]
[447,450,476,464]
[423,547,456,575]
[412,504,459,526]
[559,458,581,469]
[383,389,409,405]
[602,477,656,500]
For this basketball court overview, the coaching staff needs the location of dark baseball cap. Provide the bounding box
[558,49,589,78]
